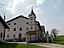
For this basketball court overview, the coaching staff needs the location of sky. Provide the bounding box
[0,0,64,35]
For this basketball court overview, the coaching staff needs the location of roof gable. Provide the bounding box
[6,15,29,23]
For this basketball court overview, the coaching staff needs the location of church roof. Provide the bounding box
[0,16,9,29]
[6,15,29,23]
[28,8,36,17]
[41,25,45,32]
[36,21,42,31]
[31,9,36,16]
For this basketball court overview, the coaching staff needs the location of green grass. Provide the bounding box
[0,43,46,48]
[52,36,64,45]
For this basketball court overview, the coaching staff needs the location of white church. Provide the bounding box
[5,8,45,42]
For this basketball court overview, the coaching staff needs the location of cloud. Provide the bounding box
[6,0,24,14]
[36,0,44,6]
[54,0,60,7]
[34,7,40,14]
[62,17,64,21]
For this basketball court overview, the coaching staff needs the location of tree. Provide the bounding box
[51,28,60,39]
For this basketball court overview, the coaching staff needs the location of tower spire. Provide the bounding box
[28,6,36,18]
[31,6,35,15]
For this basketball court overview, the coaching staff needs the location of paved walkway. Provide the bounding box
[7,42,64,48]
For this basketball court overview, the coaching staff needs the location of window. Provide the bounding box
[31,26,32,29]
[26,22,28,24]
[8,23,10,25]
[14,23,16,25]
[19,28,22,31]
[13,34,16,38]
[31,22,32,23]
[26,27,28,30]
[14,28,16,31]
[31,15,32,16]
[7,35,9,38]
[30,17,33,20]
[0,33,2,38]
[8,29,10,31]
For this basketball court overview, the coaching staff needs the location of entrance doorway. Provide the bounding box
[19,33,22,40]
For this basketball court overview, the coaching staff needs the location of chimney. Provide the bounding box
[4,13,5,21]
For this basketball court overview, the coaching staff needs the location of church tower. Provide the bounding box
[28,7,36,31]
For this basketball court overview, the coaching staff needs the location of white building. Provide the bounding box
[5,9,45,41]
[0,16,9,42]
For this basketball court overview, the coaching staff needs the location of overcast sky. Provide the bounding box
[0,0,64,35]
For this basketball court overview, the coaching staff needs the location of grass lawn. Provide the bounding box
[0,43,46,48]
[52,36,64,45]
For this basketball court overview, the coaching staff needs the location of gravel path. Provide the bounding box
[7,42,64,48]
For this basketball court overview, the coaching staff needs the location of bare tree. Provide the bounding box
[51,28,60,39]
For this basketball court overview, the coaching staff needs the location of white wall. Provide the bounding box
[5,16,41,41]
[0,22,4,41]
[5,17,29,40]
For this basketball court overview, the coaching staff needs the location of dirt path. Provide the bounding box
[31,43,64,48]
[7,42,64,48]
